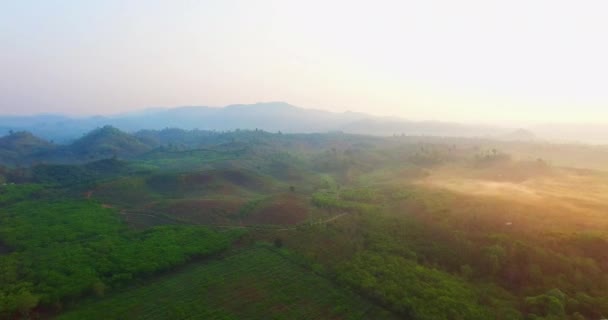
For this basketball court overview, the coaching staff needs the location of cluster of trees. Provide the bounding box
[337,251,492,319]
[285,182,608,319]
[0,184,243,318]
[31,158,131,187]
[385,196,608,319]
[408,144,457,166]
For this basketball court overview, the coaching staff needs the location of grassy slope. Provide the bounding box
[58,246,395,320]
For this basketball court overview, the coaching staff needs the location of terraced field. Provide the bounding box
[58,247,395,320]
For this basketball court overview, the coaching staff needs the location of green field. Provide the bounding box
[58,246,395,320]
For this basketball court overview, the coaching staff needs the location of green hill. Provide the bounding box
[69,126,152,159]
[0,131,56,165]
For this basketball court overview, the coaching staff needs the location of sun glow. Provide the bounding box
[1,0,608,123]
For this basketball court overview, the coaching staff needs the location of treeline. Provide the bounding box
[0,184,244,318]
[1,125,503,168]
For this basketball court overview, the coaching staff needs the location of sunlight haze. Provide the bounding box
[5,2,608,319]
[1,0,607,124]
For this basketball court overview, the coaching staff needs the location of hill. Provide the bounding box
[0,126,153,165]
[0,131,56,165]
[69,125,152,159]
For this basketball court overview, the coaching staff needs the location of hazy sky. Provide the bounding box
[1,0,608,124]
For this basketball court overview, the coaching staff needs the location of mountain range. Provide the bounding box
[0,102,523,143]
[5,101,607,144]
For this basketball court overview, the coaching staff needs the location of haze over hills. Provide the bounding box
[0,131,55,165]
[0,126,148,165]
[3,102,608,144]
[4,119,608,319]
[0,102,519,143]
[5,1,608,319]
[4,108,608,319]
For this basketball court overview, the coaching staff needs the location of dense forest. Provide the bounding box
[1,128,608,319]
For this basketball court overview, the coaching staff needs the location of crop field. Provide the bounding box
[58,246,395,320]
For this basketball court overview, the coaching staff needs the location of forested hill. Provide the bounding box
[0,131,56,165]
[69,126,151,159]
[0,126,152,165]
[3,126,608,172]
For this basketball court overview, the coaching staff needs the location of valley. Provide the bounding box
[1,128,607,319]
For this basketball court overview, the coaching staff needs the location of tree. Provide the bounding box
[482,244,505,276]
[13,289,39,316]
[460,264,473,280]
[92,281,106,297]
[525,289,566,318]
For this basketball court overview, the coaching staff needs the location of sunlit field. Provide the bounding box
[419,163,608,232]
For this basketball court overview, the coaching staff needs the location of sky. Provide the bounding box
[1,0,608,124]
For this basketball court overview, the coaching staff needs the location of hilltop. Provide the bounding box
[0,126,152,165]
[0,131,56,165]
[69,126,152,159]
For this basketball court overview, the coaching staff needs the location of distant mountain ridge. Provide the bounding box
[0,102,359,142]
[5,102,608,143]
[0,102,521,143]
